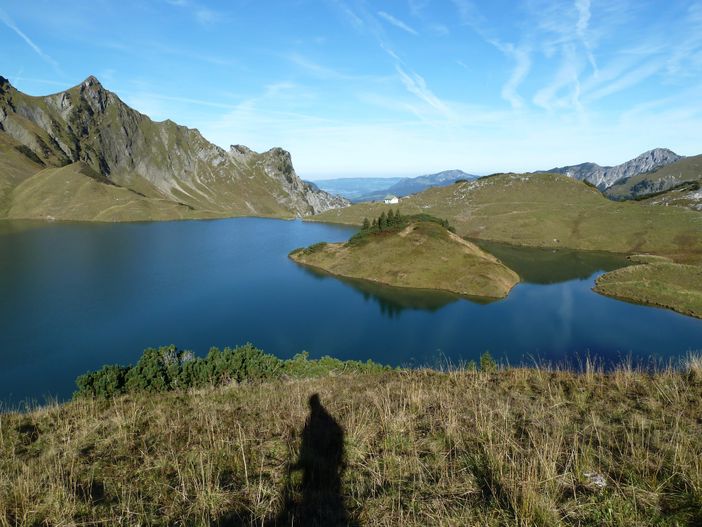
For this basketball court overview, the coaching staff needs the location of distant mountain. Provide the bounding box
[313,177,404,201]
[0,75,347,221]
[384,170,478,198]
[540,148,682,190]
[328,170,478,203]
[605,155,702,211]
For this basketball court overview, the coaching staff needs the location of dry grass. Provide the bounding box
[2,363,702,526]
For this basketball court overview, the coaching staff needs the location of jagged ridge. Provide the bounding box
[541,148,682,190]
[0,75,348,221]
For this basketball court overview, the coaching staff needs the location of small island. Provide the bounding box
[290,210,520,299]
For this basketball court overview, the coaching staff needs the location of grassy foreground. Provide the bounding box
[290,215,519,299]
[3,359,702,526]
[594,261,702,319]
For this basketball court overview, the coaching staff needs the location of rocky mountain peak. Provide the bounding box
[77,75,109,113]
[543,148,683,190]
[81,75,103,90]
[633,148,680,165]
[229,144,253,157]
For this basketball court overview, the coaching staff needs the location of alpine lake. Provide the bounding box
[1,217,701,406]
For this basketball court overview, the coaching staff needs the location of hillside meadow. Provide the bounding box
[290,214,519,299]
[311,173,702,262]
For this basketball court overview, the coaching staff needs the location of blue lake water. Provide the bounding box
[1,217,701,406]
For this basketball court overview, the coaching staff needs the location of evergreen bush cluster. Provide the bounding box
[349,211,455,246]
[362,208,405,232]
[75,344,389,399]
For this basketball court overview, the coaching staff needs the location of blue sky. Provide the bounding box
[1,1,701,179]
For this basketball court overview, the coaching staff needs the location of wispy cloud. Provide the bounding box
[325,0,453,124]
[575,0,597,74]
[498,44,531,109]
[584,61,662,102]
[395,65,452,117]
[165,0,225,26]
[408,0,429,17]
[449,1,535,109]
[195,8,218,25]
[0,9,62,73]
[377,11,418,36]
[429,23,450,37]
[328,0,365,30]
[533,43,583,112]
[450,0,483,28]
[287,53,390,83]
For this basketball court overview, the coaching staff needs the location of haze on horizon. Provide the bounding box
[1,0,701,180]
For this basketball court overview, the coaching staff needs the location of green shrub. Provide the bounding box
[75,364,129,398]
[303,242,328,255]
[347,210,454,246]
[480,352,497,373]
[74,344,390,399]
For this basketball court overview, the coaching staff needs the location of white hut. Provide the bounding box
[383,194,399,204]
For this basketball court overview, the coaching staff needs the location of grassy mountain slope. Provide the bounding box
[636,182,702,211]
[312,173,702,260]
[0,75,347,221]
[290,218,519,299]
[594,261,702,318]
[0,133,45,214]
[2,363,702,526]
[5,162,207,222]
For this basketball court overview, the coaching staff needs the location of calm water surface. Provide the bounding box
[1,218,701,405]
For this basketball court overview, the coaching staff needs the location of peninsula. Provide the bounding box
[290,212,519,299]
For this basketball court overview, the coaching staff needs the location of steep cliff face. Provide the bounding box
[544,149,682,190]
[0,75,348,220]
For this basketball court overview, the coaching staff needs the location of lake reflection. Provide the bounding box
[1,218,701,405]
[300,266,463,316]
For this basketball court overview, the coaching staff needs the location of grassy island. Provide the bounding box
[2,346,702,526]
[290,212,520,299]
[594,260,702,319]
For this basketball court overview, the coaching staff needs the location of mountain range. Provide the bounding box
[316,169,477,202]
[310,177,405,201]
[539,148,682,190]
[0,75,347,222]
[1,75,700,221]
[534,148,701,210]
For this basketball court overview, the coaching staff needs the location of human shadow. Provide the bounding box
[217,394,357,526]
[272,393,357,526]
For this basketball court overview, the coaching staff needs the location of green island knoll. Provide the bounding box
[2,344,702,525]
[594,256,702,319]
[290,211,520,299]
[311,173,702,318]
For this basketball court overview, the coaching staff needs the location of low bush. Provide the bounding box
[74,344,390,399]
